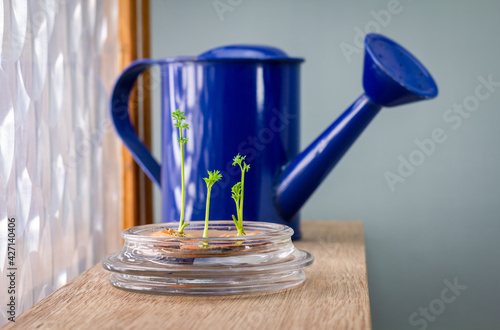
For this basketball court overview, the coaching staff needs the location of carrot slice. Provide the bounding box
[150,228,197,238]
[150,230,176,237]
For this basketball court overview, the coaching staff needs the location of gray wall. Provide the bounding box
[149,1,500,328]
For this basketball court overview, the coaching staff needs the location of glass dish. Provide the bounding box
[102,221,314,295]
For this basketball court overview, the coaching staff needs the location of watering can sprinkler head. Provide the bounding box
[362,33,438,107]
[275,33,438,220]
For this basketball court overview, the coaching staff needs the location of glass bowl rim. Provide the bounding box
[122,220,294,242]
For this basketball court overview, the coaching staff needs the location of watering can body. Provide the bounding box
[111,35,438,239]
[161,50,303,234]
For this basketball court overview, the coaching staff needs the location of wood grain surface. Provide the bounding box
[3,221,371,330]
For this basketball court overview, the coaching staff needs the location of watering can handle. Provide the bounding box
[110,59,161,187]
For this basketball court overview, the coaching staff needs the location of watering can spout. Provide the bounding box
[274,33,438,220]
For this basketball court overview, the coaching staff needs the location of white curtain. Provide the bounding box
[0,0,122,325]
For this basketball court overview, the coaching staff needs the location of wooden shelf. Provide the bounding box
[4,221,371,329]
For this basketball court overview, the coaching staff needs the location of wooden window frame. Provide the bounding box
[118,0,153,229]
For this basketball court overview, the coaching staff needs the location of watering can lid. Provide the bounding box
[162,45,304,63]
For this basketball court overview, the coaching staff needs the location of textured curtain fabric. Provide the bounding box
[0,1,121,325]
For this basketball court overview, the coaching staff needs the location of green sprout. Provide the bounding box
[202,170,223,238]
[172,109,190,233]
[231,154,250,236]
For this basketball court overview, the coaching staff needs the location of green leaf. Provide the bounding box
[172,109,184,121]
[204,170,222,188]
[232,182,240,194]
[231,182,241,197]
[172,110,189,131]
[176,137,189,145]
[232,154,245,166]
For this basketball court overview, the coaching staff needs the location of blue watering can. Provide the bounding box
[111,33,438,238]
